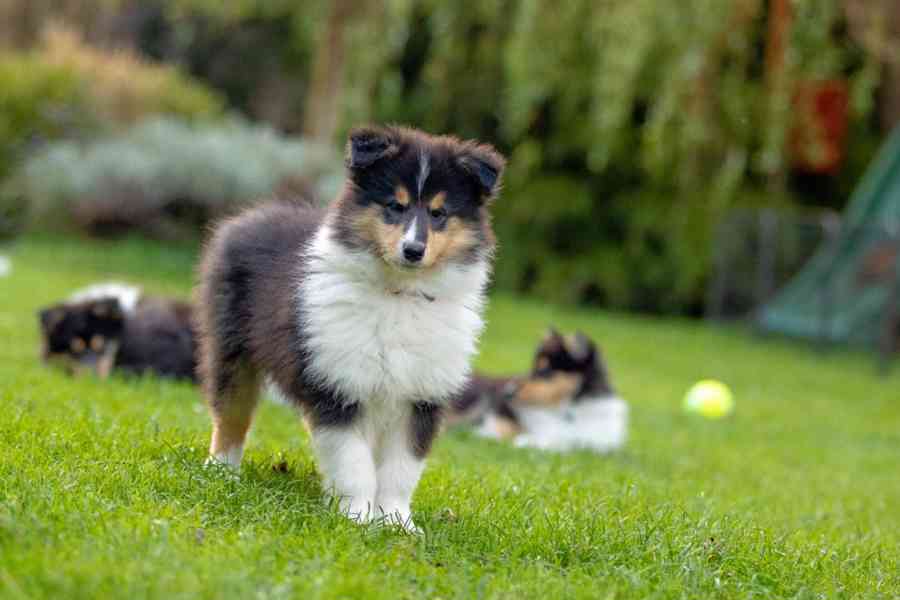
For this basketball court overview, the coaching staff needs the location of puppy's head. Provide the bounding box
[38,298,125,377]
[333,125,505,272]
[512,329,611,407]
[531,329,596,377]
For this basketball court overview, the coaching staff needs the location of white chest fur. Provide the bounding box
[298,226,490,407]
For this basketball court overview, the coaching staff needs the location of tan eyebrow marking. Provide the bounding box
[429,192,446,211]
[395,186,411,206]
[90,335,105,352]
[70,337,86,353]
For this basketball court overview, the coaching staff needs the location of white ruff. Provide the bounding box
[298,225,490,407]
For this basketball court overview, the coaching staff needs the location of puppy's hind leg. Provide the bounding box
[206,362,261,469]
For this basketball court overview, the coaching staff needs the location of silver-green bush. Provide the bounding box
[15,117,343,237]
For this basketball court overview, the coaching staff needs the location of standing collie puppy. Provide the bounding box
[196,125,504,529]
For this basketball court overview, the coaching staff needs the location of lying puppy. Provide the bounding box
[39,283,197,381]
[450,329,628,453]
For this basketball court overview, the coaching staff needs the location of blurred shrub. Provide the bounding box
[0,53,92,177]
[40,26,224,125]
[0,26,226,234]
[120,2,322,132]
[0,53,94,237]
[12,117,341,238]
[0,186,28,243]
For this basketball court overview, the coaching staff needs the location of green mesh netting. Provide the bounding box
[758,127,900,346]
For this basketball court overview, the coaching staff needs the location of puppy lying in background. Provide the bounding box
[449,329,628,453]
[39,283,197,382]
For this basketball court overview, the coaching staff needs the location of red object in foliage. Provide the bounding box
[790,79,849,175]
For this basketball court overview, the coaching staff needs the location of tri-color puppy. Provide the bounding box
[451,329,628,453]
[196,125,505,529]
[39,283,197,381]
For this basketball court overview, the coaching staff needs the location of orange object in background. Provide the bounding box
[790,79,849,175]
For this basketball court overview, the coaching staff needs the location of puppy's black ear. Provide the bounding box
[566,331,594,362]
[574,331,594,348]
[458,142,505,200]
[38,309,51,332]
[39,307,63,332]
[346,126,399,170]
[541,327,564,352]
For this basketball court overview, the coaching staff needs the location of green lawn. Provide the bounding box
[1,233,898,600]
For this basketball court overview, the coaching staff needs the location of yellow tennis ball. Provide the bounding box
[683,380,734,419]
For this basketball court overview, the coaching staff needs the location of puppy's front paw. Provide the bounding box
[205,445,244,470]
[204,455,241,481]
[326,493,375,524]
[376,503,420,534]
[514,433,551,449]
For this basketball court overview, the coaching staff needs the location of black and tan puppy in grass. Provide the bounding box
[196,126,504,530]
[39,283,197,382]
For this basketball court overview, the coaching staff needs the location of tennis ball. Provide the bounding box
[683,379,734,419]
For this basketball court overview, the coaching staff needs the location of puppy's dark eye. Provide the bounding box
[534,367,552,379]
[430,208,447,222]
[387,200,407,213]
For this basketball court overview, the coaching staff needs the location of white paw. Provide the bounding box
[326,493,375,524]
[380,511,421,534]
[206,446,244,470]
[513,434,536,448]
[205,455,238,469]
[204,455,241,481]
[474,414,504,439]
[514,434,553,450]
[376,501,421,534]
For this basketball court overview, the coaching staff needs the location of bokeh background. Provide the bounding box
[3,4,900,598]
[1,0,899,318]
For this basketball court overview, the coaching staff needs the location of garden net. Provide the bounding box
[759,127,900,347]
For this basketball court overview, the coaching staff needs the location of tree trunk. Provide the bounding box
[763,0,793,189]
[879,2,900,131]
[302,0,358,144]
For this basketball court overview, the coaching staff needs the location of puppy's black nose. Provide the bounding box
[402,241,426,263]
